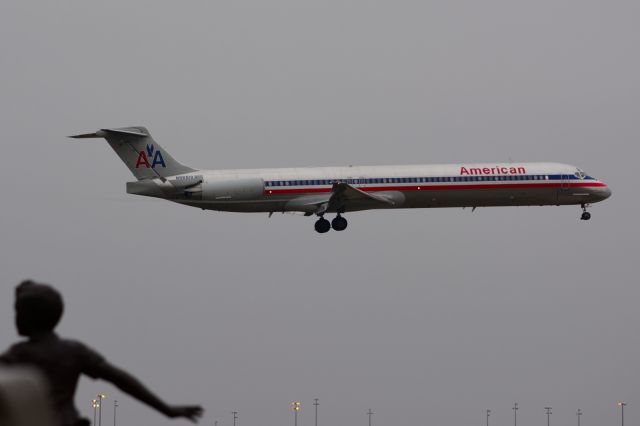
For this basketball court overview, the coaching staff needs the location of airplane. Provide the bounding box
[71,126,612,233]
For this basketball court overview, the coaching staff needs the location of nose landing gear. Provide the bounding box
[580,204,591,221]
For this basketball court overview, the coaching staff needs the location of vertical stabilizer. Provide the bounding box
[70,126,195,180]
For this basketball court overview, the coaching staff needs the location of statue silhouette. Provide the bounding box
[0,280,203,426]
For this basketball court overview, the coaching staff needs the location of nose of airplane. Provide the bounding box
[596,183,612,201]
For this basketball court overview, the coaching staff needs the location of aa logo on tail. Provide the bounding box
[135,144,166,169]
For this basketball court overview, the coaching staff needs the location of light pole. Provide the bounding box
[97,394,107,426]
[113,400,118,426]
[545,407,552,426]
[92,399,99,426]
[513,403,519,426]
[233,411,238,426]
[487,409,491,426]
[292,401,301,426]
[577,409,582,426]
[314,398,319,426]
[367,409,374,426]
[618,402,627,426]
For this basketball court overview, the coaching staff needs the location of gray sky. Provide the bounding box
[1,1,638,426]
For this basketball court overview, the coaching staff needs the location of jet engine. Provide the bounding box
[198,178,265,201]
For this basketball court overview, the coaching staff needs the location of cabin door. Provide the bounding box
[558,173,571,201]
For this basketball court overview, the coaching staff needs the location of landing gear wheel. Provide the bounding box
[314,217,331,233]
[331,215,348,231]
[581,211,591,221]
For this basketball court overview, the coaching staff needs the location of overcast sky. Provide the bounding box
[1,1,639,426]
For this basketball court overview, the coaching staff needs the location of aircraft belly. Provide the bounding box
[175,186,588,213]
[175,199,287,213]
[402,187,562,208]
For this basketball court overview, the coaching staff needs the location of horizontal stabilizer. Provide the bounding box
[69,127,149,139]
[69,132,101,139]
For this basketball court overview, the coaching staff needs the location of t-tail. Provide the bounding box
[70,126,195,180]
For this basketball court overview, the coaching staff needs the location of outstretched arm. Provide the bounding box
[97,361,203,422]
[0,347,16,364]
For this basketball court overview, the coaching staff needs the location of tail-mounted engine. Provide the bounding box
[180,177,265,201]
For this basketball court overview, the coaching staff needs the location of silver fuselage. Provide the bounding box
[127,162,611,214]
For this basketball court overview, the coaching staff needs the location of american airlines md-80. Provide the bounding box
[72,127,611,233]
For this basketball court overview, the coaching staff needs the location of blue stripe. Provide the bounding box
[264,174,594,187]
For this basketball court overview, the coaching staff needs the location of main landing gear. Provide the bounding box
[331,214,348,231]
[580,204,591,221]
[314,217,331,233]
[314,214,348,233]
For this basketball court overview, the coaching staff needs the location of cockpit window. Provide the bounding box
[575,169,586,179]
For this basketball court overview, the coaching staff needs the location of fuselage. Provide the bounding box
[131,162,611,214]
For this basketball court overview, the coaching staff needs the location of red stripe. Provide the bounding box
[264,182,607,195]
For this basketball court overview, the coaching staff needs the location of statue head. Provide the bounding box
[14,280,64,337]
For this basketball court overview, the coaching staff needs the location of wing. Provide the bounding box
[286,182,401,215]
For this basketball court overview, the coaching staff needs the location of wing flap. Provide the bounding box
[286,182,398,215]
[331,182,396,207]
